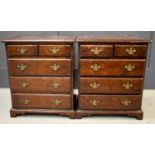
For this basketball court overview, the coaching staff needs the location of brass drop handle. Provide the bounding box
[121,99,132,106]
[91,47,102,55]
[20,99,31,105]
[17,64,28,71]
[124,64,135,72]
[89,82,100,89]
[90,99,100,106]
[50,64,61,71]
[91,64,101,71]
[17,47,28,54]
[125,48,136,55]
[51,99,62,105]
[122,82,133,89]
[50,82,61,88]
[20,81,29,88]
[49,47,60,54]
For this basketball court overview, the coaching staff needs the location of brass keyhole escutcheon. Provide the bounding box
[50,82,61,88]
[122,82,133,90]
[17,47,28,54]
[17,64,28,71]
[89,82,100,89]
[121,99,132,107]
[20,81,29,88]
[49,47,60,54]
[124,64,135,72]
[90,64,101,71]
[91,47,102,55]
[125,48,136,55]
[50,64,61,71]
[51,99,62,105]
[90,99,100,106]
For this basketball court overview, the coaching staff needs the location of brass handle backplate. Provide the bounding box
[89,82,100,89]
[91,47,102,55]
[121,99,132,107]
[124,64,135,72]
[50,82,61,88]
[90,64,101,71]
[17,64,28,71]
[20,81,29,88]
[122,82,133,90]
[125,48,136,55]
[20,99,31,105]
[17,47,28,54]
[90,99,100,106]
[49,47,60,54]
[51,99,62,105]
[50,64,60,71]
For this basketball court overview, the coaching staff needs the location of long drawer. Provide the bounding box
[80,77,144,94]
[8,58,71,76]
[79,95,142,110]
[10,77,71,94]
[12,94,72,109]
[80,59,146,76]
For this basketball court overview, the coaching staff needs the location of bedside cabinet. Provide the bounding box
[2,36,75,118]
[76,35,151,119]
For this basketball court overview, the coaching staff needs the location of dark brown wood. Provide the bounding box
[12,94,72,109]
[80,45,113,57]
[39,45,72,57]
[80,59,146,76]
[7,45,38,57]
[115,45,148,58]
[10,77,71,94]
[76,110,143,120]
[80,77,144,94]
[10,108,75,119]
[79,95,142,110]
[8,58,71,76]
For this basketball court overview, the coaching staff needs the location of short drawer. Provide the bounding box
[80,77,143,94]
[80,45,113,57]
[12,94,72,109]
[10,77,71,94]
[6,45,38,56]
[80,59,145,77]
[39,45,72,57]
[115,45,148,58]
[79,95,142,110]
[8,58,71,76]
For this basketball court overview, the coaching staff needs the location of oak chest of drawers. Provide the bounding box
[76,35,150,119]
[2,36,75,118]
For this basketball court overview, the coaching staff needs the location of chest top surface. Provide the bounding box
[76,35,151,43]
[2,35,76,43]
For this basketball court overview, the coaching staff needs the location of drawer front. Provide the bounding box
[12,94,72,109]
[80,45,113,57]
[80,59,145,76]
[79,95,142,110]
[39,45,72,57]
[8,59,71,76]
[80,78,143,94]
[10,77,71,94]
[115,45,148,58]
[7,45,38,56]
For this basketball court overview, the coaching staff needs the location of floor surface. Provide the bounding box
[0,89,155,124]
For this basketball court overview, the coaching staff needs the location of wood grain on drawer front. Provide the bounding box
[80,77,143,94]
[39,45,72,57]
[79,95,142,110]
[80,45,113,57]
[6,45,38,56]
[115,45,148,58]
[12,94,72,109]
[10,77,71,94]
[80,59,145,76]
[8,58,71,76]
